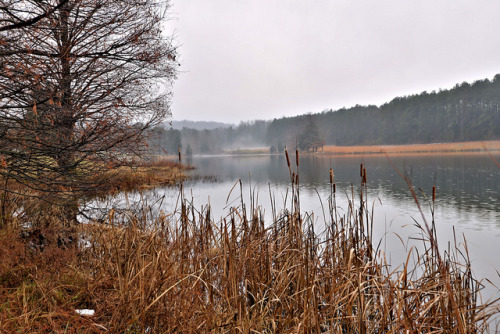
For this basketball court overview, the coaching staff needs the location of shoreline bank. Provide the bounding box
[220,141,500,157]
[316,140,500,156]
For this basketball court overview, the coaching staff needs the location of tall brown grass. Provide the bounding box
[0,161,497,332]
[100,157,190,194]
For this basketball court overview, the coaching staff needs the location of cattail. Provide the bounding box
[432,185,436,202]
[178,147,181,162]
[295,173,299,185]
[333,183,336,193]
[296,149,299,167]
[292,172,295,184]
[329,168,334,184]
[285,147,290,168]
[360,163,364,178]
[363,168,367,184]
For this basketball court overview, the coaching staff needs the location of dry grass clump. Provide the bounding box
[0,229,99,332]
[0,158,497,332]
[101,157,190,194]
[0,180,78,230]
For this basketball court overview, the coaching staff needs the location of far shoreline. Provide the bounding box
[222,140,500,157]
[319,140,500,156]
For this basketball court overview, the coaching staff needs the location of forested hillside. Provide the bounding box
[268,75,500,149]
[150,75,500,154]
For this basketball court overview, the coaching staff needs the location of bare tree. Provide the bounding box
[0,0,70,32]
[0,0,177,223]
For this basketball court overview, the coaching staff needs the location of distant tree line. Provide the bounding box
[147,120,269,155]
[147,127,181,155]
[150,75,500,155]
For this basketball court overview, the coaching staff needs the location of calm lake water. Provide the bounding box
[99,152,500,303]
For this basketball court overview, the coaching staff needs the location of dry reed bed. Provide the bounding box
[0,156,497,332]
[102,158,190,193]
[321,140,500,156]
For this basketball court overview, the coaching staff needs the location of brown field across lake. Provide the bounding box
[320,140,500,156]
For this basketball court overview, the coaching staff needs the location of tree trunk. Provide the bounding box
[56,2,78,225]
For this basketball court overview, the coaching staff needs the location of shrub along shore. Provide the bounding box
[0,153,498,332]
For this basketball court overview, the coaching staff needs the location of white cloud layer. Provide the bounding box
[166,0,500,123]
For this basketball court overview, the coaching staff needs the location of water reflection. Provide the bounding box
[187,153,499,224]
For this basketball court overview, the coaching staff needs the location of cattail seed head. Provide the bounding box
[333,183,336,193]
[295,173,299,185]
[292,172,295,184]
[360,163,364,177]
[329,168,333,184]
[363,168,367,184]
[296,149,299,167]
[285,147,290,168]
[432,186,436,202]
[178,147,181,162]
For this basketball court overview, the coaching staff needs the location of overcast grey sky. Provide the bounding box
[166,0,500,123]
